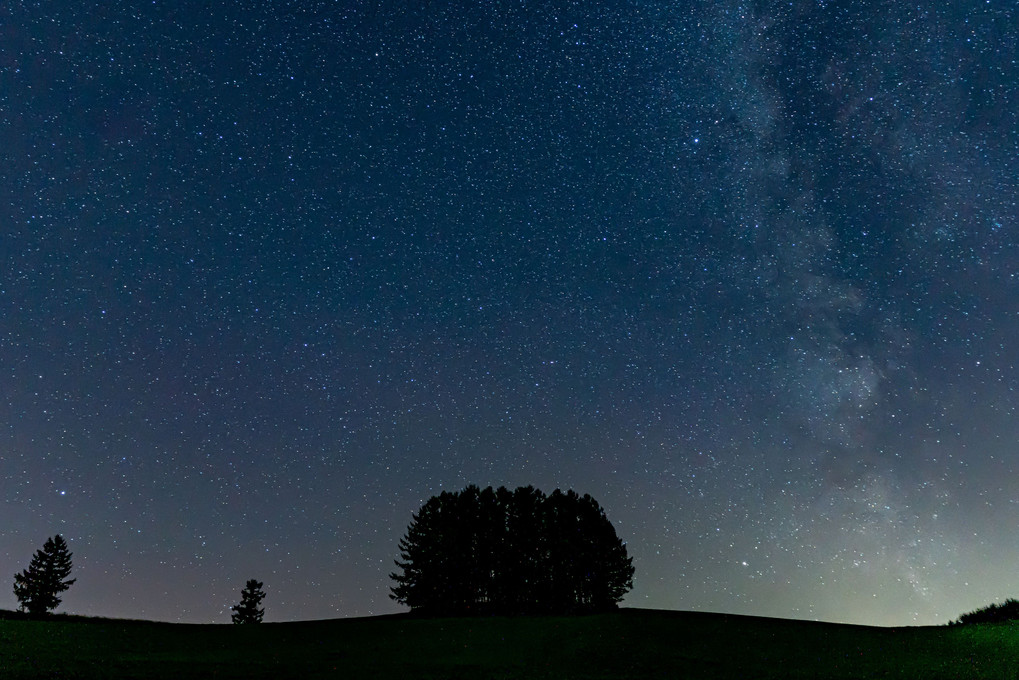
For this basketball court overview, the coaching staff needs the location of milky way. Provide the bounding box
[2,1,1017,625]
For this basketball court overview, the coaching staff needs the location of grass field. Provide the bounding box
[1,607,1016,679]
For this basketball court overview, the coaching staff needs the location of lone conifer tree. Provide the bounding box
[230,579,266,624]
[13,535,76,615]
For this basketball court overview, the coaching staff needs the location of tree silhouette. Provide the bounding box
[230,579,266,624]
[13,535,76,615]
[952,598,1019,625]
[503,485,547,612]
[391,485,634,615]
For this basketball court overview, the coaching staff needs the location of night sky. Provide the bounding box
[2,0,1017,626]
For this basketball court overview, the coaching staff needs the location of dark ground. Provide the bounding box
[0,607,1012,679]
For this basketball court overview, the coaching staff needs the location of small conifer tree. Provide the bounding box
[230,579,266,624]
[13,535,77,615]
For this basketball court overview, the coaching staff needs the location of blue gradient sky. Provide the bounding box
[2,0,1017,625]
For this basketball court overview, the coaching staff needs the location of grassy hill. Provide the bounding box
[0,607,1014,679]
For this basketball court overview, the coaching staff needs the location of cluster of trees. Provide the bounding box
[949,599,1019,625]
[390,485,634,615]
[12,534,265,623]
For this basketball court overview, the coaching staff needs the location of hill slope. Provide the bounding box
[0,607,1012,679]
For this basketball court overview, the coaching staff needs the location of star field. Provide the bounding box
[2,1,1018,625]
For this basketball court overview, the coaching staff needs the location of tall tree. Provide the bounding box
[230,579,266,624]
[576,492,635,609]
[390,485,634,615]
[391,494,449,614]
[13,535,77,615]
[505,485,547,612]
